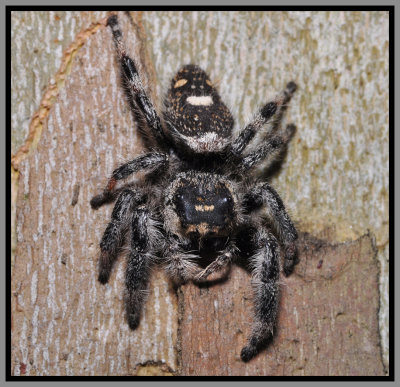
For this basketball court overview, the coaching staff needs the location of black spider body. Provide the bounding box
[167,172,236,236]
[91,14,299,362]
[164,64,234,154]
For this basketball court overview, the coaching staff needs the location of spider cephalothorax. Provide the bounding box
[165,172,240,238]
[91,14,299,363]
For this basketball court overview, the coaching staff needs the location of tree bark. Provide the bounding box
[180,232,384,376]
[11,12,179,376]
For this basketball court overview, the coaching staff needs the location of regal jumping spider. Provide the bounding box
[91,14,299,362]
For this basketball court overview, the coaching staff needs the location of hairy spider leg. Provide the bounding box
[195,240,237,281]
[111,152,168,181]
[163,237,202,284]
[98,189,144,283]
[244,182,298,276]
[241,230,280,362]
[107,15,168,148]
[231,81,297,157]
[268,82,298,136]
[90,152,168,209]
[238,136,285,171]
[237,123,296,171]
[125,207,159,329]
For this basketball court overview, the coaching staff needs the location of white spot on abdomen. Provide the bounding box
[186,96,213,106]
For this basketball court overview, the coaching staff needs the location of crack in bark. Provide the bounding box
[11,16,109,171]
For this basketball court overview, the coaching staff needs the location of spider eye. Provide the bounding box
[222,196,232,204]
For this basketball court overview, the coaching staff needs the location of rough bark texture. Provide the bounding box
[180,233,384,376]
[11,13,178,376]
[11,11,388,376]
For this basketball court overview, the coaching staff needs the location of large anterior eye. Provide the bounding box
[219,195,233,211]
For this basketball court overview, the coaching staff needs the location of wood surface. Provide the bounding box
[180,233,384,376]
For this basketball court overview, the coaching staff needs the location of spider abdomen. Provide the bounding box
[164,64,234,153]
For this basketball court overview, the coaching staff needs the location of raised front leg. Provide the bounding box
[107,14,168,148]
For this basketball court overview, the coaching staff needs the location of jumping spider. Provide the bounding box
[91,14,299,362]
